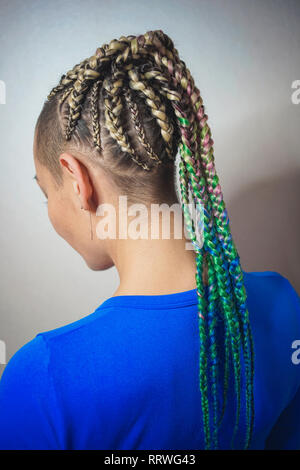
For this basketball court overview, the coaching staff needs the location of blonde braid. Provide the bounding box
[90,80,102,152]
[47,59,88,100]
[65,62,101,140]
[124,89,161,165]
[127,67,174,160]
[103,69,150,171]
[58,86,73,106]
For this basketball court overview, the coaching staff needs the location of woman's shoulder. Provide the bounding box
[243,269,300,323]
[1,301,116,382]
[243,269,299,300]
[243,268,296,282]
[0,334,50,411]
[244,270,300,402]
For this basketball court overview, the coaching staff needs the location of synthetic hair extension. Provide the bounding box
[37,30,255,449]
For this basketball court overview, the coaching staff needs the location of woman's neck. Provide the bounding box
[110,221,206,297]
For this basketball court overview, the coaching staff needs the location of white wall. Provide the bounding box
[0,0,299,374]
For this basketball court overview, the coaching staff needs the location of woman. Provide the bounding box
[0,30,299,450]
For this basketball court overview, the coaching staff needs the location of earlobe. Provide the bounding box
[73,181,85,210]
[73,181,80,195]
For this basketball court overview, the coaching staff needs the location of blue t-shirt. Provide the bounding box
[0,270,299,450]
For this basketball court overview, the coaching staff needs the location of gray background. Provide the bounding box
[0,0,299,375]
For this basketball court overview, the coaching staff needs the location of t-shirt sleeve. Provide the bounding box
[0,334,62,449]
[265,275,300,450]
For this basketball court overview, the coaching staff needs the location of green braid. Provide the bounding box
[178,137,243,449]
[158,42,254,448]
[178,145,211,448]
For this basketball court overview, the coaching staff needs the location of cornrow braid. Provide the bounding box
[66,64,101,140]
[47,59,89,100]
[58,86,73,106]
[124,88,162,165]
[42,29,255,450]
[90,79,102,152]
[127,67,175,160]
[102,69,151,171]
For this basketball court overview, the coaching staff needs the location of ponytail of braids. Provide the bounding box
[40,29,255,450]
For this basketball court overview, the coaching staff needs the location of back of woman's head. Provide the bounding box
[35,32,183,204]
[34,29,255,450]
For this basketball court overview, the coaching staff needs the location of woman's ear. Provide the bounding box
[59,152,93,210]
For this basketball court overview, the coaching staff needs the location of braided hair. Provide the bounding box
[35,30,255,449]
